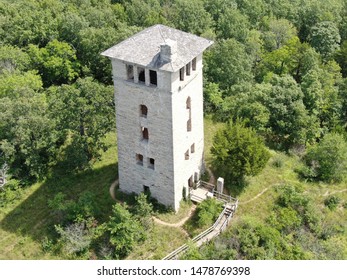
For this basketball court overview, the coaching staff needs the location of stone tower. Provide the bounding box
[102,24,213,211]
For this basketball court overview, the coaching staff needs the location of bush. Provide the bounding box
[196,198,223,227]
[0,179,21,207]
[304,133,347,182]
[55,220,94,257]
[324,196,340,210]
[211,120,270,186]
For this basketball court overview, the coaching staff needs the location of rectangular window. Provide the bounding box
[186,62,191,76]
[143,185,150,193]
[180,67,185,81]
[192,57,197,71]
[185,150,189,160]
[138,67,145,83]
[126,64,134,80]
[148,158,155,169]
[136,154,143,165]
[191,143,195,153]
[149,70,157,86]
[142,127,149,140]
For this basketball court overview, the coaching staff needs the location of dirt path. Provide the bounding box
[238,187,271,205]
[239,183,347,205]
[152,205,197,228]
[323,189,347,197]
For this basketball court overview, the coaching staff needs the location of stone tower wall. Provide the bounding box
[110,54,205,210]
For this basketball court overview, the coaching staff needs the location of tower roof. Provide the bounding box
[101,24,213,72]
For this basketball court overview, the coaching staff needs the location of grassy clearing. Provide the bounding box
[155,200,193,224]
[126,224,189,260]
[0,132,118,260]
[1,120,346,260]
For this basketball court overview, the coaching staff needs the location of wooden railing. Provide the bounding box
[163,203,237,260]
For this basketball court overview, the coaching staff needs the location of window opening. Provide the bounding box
[185,150,189,160]
[186,62,191,76]
[180,67,185,81]
[136,154,143,165]
[191,143,195,153]
[126,64,134,80]
[140,104,148,118]
[143,185,150,193]
[148,158,155,169]
[142,127,149,140]
[186,97,191,110]
[149,70,157,86]
[188,176,194,188]
[192,57,197,71]
[138,67,145,83]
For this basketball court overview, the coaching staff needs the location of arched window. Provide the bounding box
[186,97,191,110]
[140,104,148,117]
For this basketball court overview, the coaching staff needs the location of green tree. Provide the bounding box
[263,75,317,148]
[309,21,341,60]
[216,7,250,42]
[195,198,223,227]
[262,18,297,51]
[256,37,319,83]
[76,25,139,83]
[28,39,80,86]
[133,193,153,230]
[211,120,270,186]
[0,70,42,99]
[205,38,253,90]
[0,95,58,181]
[301,62,342,132]
[47,77,115,171]
[304,133,347,182]
[106,204,144,258]
[336,40,347,77]
[0,45,30,73]
[168,0,213,35]
[125,0,166,27]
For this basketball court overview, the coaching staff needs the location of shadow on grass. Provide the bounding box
[0,162,118,244]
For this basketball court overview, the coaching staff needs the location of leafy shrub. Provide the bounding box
[106,203,145,258]
[272,156,284,168]
[303,133,347,182]
[211,120,270,186]
[48,191,99,223]
[0,179,21,207]
[324,196,340,210]
[196,198,223,227]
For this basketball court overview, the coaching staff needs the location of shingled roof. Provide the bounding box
[101,24,213,72]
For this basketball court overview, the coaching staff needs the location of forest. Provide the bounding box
[0,0,346,260]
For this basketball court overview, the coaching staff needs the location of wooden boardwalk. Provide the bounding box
[163,181,238,260]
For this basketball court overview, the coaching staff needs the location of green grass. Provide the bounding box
[126,224,189,260]
[1,120,347,260]
[155,200,192,224]
[0,132,118,259]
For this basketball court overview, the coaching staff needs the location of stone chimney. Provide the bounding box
[160,39,177,63]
